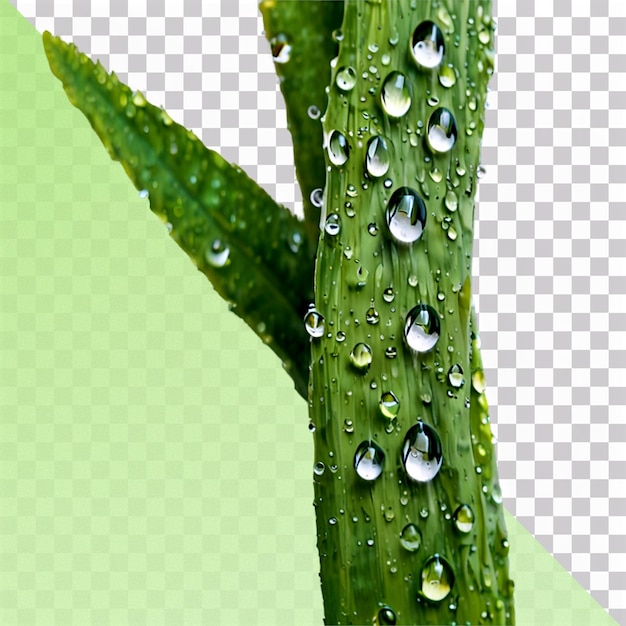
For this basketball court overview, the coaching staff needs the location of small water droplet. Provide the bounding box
[324,213,341,237]
[336,66,357,92]
[411,21,445,69]
[477,164,486,178]
[427,108,458,153]
[368,222,379,236]
[366,135,391,178]
[383,287,395,303]
[271,34,292,64]
[379,391,400,419]
[408,274,418,287]
[402,421,443,482]
[385,187,427,244]
[472,369,486,393]
[350,343,373,371]
[385,346,397,359]
[448,364,465,388]
[138,189,149,199]
[377,605,397,625]
[332,28,344,42]
[400,523,422,552]
[314,461,326,476]
[328,130,350,166]
[366,307,380,325]
[381,72,412,118]
[381,53,391,66]
[336,330,346,343]
[344,418,354,433]
[354,440,385,481]
[438,65,457,88]
[492,482,503,504]
[132,90,147,107]
[478,29,491,45]
[453,504,474,533]
[444,190,458,212]
[307,105,321,119]
[329,516,337,525]
[404,304,440,353]
[304,309,325,338]
[420,554,454,602]
[206,239,230,268]
[308,421,316,433]
[310,187,323,208]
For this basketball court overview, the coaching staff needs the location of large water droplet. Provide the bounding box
[402,421,443,482]
[206,239,230,268]
[404,304,440,353]
[427,108,458,153]
[448,364,465,388]
[381,72,412,118]
[453,504,474,533]
[400,523,422,552]
[336,66,357,91]
[366,136,391,178]
[304,308,325,338]
[377,606,397,625]
[385,187,427,244]
[350,343,373,371]
[354,440,385,481]
[379,391,400,419]
[328,130,350,166]
[324,213,341,237]
[420,554,454,602]
[270,34,292,64]
[411,21,445,69]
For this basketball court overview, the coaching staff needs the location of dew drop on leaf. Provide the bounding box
[304,309,325,338]
[381,72,412,118]
[402,421,443,482]
[385,187,427,244]
[328,130,350,166]
[400,523,422,552]
[420,554,454,602]
[404,304,440,353]
[453,504,474,533]
[366,135,391,178]
[354,440,385,481]
[427,108,458,153]
[411,21,445,69]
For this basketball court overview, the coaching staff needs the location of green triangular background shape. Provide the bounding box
[0,0,617,624]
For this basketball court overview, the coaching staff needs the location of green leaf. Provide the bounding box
[260,0,344,248]
[42,31,314,398]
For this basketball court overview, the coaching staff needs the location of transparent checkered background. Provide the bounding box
[10,0,626,622]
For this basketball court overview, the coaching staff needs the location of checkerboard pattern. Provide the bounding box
[8,0,626,622]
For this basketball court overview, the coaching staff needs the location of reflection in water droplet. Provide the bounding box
[453,504,474,533]
[402,421,443,482]
[439,65,457,88]
[324,213,341,237]
[377,605,397,625]
[383,287,395,303]
[304,309,325,338]
[448,363,465,388]
[404,304,440,353]
[427,108,458,153]
[385,187,427,244]
[381,72,412,118]
[350,343,373,371]
[411,21,445,69]
[368,223,379,236]
[366,307,380,325]
[328,130,350,166]
[400,523,422,552]
[379,391,400,419]
[344,418,354,434]
[354,440,385,481]
[336,66,357,92]
[385,346,397,359]
[366,135,391,178]
[206,239,230,267]
[421,554,454,602]
[271,34,292,64]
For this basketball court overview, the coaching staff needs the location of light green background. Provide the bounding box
[0,1,616,624]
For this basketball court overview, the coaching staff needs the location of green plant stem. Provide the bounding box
[308,1,514,623]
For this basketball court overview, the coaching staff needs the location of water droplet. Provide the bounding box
[411,21,445,69]
[350,343,373,371]
[377,606,397,625]
[439,65,456,88]
[383,506,395,522]
[354,440,385,481]
[329,516,337,525]
[310,187,323,208]
[385,187,427,244]
[132,90,147,107]
[271,34,292,64]
[328,130,350,166]
[160,109,173,126]
[379,391,400,419]
[448,364,465,388]
[336,330,346,343]
[308,421,316,433]
[402,421,443,482]
[206,239,230,268]
[400,523,422,552]
[367,538,375,547]
[324,213,341,237]
[444,190,458,212]
[492,482,503,504]
[478,29,491,45]
[344,418,354,434]
[472,369,486,393]
[336,66,357,91]
[383,287,395,303]
[368,223,379,236]
[366,307,380,325]
[307,105,321,120]
[453,504,474,533]
[477,164,486,178]
[314,461,326,476]
[304,309,325,338]
[420,554,454,602]
[427,108,458,154]
[381,53,391,66]
[366,136,391,178]
[332,28,344,42]
[383,178,393,189]
[408,275,418,287]
[381,72,412,118]
[404,304,440,353]
[138,189,149,199]
[385,346,397,359]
